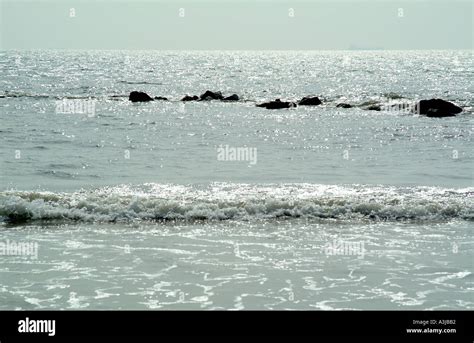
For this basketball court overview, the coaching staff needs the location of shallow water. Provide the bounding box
[1,220,472,310]
[0,50,473,309]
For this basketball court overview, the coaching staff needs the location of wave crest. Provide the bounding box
[0,183,472,224]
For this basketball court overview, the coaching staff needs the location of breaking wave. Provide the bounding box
[0,183,472,224]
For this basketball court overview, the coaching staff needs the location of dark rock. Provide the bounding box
[223,94,240,101]
[256,99,297,109]
[129,91,154,102]
[416,99,462,117]
[365,105,381,111]
[199,90,224,101]
[299,96,322,106]
[154,96,168,101]
[181,95,199,102]
[336,103,352,108]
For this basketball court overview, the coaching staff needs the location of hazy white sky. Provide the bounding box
[0,0,472,50]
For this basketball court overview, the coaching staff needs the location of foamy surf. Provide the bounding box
[0,183,472,223]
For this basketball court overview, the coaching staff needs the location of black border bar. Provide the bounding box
[0,310,472,341]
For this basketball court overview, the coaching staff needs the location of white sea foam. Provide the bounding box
[1,183,472,223]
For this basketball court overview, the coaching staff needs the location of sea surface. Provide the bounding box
[0,50,473,309]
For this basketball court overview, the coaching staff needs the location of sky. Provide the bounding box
[0,0,472,50]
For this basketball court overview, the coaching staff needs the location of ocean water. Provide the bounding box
[0,50,473,309]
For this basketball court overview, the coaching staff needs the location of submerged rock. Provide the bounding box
[199,90,224,101]
[256,99,297,109]
[181,95,199,102]
[223,94,240,101]
[129,91,153,102]
[336,103,352,108]
[299,96,322,106]
[416,99,462,117]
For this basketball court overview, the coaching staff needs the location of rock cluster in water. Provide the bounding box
[256,96,322,109]
[130,90,238,103]
[127,91,464,117]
